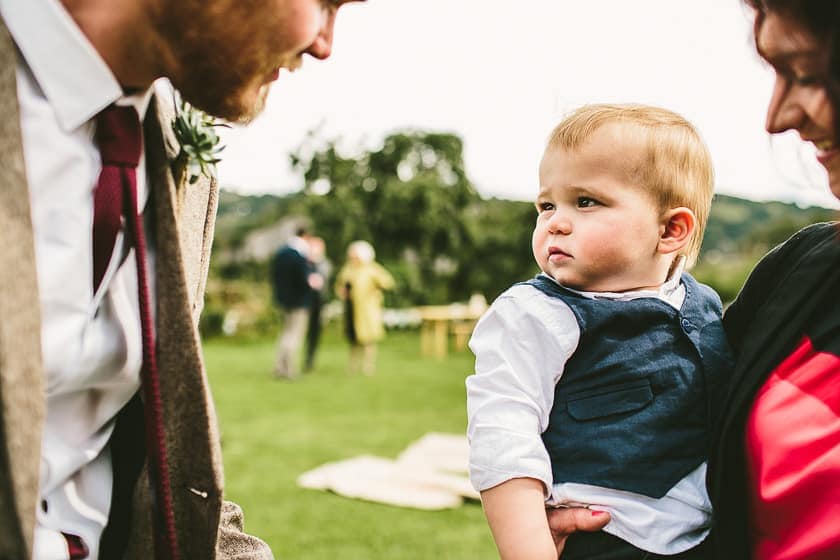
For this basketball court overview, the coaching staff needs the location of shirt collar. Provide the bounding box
[0,0,141,131]
[541,255,687,302]
[288,236,311,258]
[657,256,686,297]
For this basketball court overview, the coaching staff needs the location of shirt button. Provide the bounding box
[681,318,693,331]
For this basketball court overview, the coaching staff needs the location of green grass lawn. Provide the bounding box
[204,326,497,559]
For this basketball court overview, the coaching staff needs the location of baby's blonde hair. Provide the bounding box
[547,103,714,268]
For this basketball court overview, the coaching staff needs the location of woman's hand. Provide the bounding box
[546,507,611,556]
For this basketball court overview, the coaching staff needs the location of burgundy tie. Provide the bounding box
[93,105,180,560]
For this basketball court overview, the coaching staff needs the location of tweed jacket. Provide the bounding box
[0,19,271,560]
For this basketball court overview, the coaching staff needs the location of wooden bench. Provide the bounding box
[450,319,477,352]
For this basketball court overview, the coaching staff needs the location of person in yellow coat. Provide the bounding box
[335,240,395,374]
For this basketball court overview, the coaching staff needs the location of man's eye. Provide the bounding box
[577,197,598,208]
[793,74,821,87]
[537,202,554,212]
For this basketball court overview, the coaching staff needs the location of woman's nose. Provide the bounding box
[304,8,337,60]
[765,76,804,134]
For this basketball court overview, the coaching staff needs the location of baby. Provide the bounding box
[467,104,732,560]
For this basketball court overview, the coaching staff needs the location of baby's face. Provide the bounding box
[533,124,666,292]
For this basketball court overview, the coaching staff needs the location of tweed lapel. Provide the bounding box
[0,18,45,560]
[122,91,223,559]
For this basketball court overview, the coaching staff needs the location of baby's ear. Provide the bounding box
[657,207,696,255]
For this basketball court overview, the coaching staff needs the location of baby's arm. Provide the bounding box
[482,478,557,560]
[466,287,580,559]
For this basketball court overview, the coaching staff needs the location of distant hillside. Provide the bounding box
[213,191,305,252]
[703,194,836,256]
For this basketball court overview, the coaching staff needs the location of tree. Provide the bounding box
[292,130,483,304]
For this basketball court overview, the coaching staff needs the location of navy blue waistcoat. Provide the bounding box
[527,273,732,498]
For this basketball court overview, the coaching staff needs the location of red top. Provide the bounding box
[745,336,840,559]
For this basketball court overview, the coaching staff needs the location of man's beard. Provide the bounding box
[177,69,271,124]
[152,1,287,122]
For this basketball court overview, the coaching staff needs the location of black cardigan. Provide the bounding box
[707,222,840,557]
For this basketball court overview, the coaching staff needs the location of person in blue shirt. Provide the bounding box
[467,104,732,560]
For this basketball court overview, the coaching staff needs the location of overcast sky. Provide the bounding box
[217,0,840,209]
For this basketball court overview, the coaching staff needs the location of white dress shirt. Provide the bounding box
[287,235,310,259]
[0,1,158,557]
[466,267,712,555]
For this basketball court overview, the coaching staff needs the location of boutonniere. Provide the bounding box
[171,93,229,184]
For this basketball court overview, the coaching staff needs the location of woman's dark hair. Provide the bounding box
[744,0,840,139]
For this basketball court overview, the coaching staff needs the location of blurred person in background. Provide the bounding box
[0,0,365,556]
[548,1,840,558]
[334,240,395,375]
[271,226,323,380]
[304,236,332,372]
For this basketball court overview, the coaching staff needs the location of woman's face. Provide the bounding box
[757,11,840,198]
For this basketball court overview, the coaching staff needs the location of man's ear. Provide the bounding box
[657,207,696,255]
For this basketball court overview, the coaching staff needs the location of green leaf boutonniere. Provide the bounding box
[171,93,230,184]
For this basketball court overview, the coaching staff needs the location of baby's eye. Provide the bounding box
[577,197,599,208]
[537,201,554,213]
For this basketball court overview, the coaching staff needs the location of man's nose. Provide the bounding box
[304,9,336,60]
